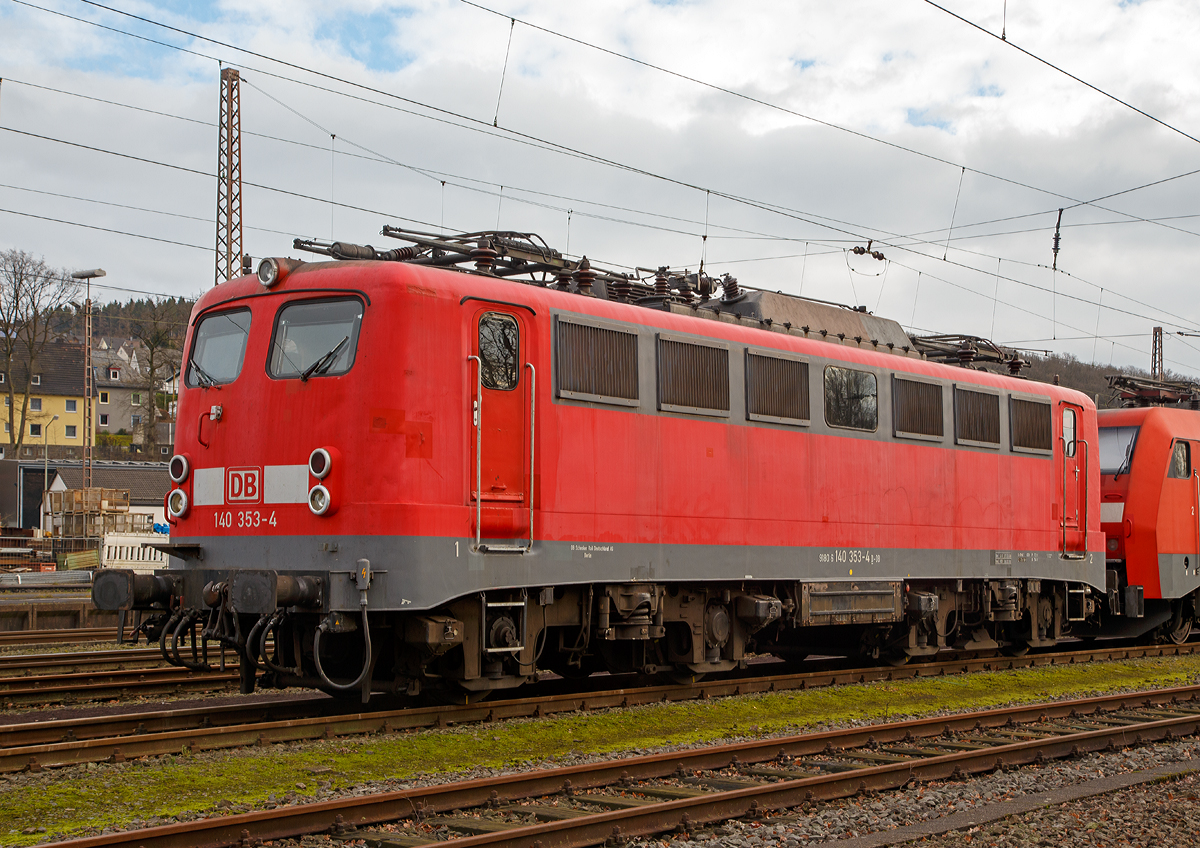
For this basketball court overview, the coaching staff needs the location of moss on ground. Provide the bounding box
[4,654,1200,846]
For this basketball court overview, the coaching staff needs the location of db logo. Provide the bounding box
[226,467,262,504]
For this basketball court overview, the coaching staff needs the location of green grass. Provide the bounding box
[4,654,1200,846]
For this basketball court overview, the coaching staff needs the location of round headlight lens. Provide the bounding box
[308,485,330,516]
[167,489,189,518]
[257,257,280,287]
[309,447,331,479]
[169,454,189,483]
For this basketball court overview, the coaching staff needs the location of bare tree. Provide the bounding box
[128,297,187,456]
[0,250,80,451]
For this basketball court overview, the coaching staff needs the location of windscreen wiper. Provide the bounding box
[300,336,349,382]
[1114,437,1135,480]
[189,357,217,387]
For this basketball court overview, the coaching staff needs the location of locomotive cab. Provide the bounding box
[1097,406,1200,642]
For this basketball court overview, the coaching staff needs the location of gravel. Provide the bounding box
[905,769,1200,847]
[623,740,1200,848]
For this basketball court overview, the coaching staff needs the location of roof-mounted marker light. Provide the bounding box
[308,485,331,516]
[309,447,332,480]
[257,257,302,288]
[167,489,189,519]
[169,454,190,484]
[257,258,281,287]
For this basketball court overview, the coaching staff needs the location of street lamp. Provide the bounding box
[71,269,104,490]
[43,414,59,532]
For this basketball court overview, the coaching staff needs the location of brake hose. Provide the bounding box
[159,608,184,665]
[312,603,372,693]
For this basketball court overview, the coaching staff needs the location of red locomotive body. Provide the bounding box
[1098,405,1200,641]
[95,231,1108,700]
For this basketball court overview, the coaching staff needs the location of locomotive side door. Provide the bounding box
[468,307,532,543]
[1060,402,1087,556]
[1161,439,1197,590]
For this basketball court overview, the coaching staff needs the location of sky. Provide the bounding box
[2,0,1200,374]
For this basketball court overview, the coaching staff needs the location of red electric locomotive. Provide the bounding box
[94,228,1107,701]
[1097,389,1200,643]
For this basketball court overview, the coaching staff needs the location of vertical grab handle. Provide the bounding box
[1061,433,1068,556]
[467,355,482,553]
[525,363,535,553]
[1078,438,1089,561]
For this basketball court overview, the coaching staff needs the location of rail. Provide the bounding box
[6,639,1199,773]
[34,681,1200,848]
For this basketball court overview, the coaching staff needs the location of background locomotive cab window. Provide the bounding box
[479,312,520,390]
[1062,407,1077,458]
[823,366,877,431]
[1169,441,1191,479]
[186,308,251,387]
[269,298,363,379]
[1099,426,1140,475]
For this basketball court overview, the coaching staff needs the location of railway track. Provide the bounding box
[0,647,163,675]
[0,626,124,647]
[4,640,1196,774]
[0,663,239,706]
[39,681,1200,848]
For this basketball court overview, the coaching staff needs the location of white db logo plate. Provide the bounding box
[226,467,262,504]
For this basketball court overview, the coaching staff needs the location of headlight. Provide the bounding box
[169,454,190,483]
[167,489,189,518]
[308,485,331,516]
[257,258,280,287]
[309,447,331,479]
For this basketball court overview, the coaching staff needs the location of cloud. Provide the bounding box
[2,0,1199,372]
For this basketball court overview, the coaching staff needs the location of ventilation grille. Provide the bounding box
[894,377,943,439]
[1011,398,1052,452]
[658,337,730,415]
[955,388,1001,446]
[747,353,809,423]
[556,320,639,405]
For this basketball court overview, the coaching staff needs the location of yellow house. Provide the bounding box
[2,341,91,459]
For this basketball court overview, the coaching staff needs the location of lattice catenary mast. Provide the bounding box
[1152,326,1164,380]
[215,68,243,286]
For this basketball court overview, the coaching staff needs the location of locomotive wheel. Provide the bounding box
[1166,617,1194,645]
[882,651,910,667]
[1000,643,1031,658]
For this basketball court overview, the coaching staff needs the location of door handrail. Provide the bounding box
[468,355,482,553]
[525,362,535,553]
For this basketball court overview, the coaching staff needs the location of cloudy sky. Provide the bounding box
[2,0,1199,373]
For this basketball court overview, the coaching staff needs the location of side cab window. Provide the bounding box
[1062,408,1077,458]
[1169,440,1191,479]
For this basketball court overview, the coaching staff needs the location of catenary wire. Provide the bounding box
[9,2,1200,352]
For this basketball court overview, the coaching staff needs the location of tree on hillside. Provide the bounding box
[128,298,186,456]
[0,250,80,451]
